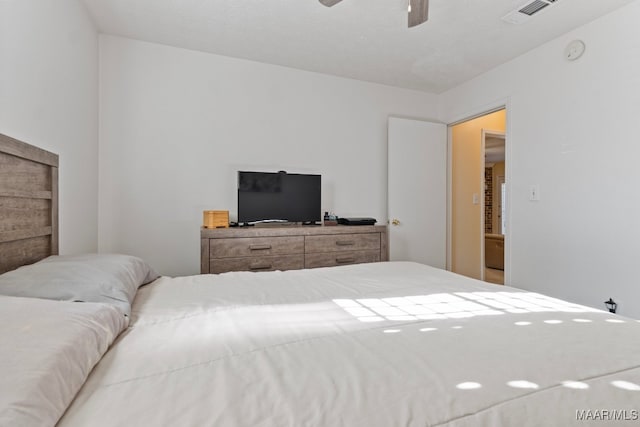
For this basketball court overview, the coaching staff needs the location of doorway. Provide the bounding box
[449,109,507,285]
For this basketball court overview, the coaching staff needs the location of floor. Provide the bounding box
[484,267,504,285]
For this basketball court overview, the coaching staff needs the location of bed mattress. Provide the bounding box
[58,262,640,426]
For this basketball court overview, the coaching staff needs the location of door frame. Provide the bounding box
[445,101,512,285]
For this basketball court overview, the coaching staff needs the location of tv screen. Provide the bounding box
[238,171,321,223]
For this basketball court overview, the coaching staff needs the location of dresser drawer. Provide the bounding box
[305,250,380,269]
[210,255,304,274]
[305,233,380,253]
[210,236,304,258]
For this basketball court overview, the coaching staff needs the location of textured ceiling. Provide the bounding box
[81,0,634,93]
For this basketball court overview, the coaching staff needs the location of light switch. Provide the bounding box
[529,185,540,201]
[472,193,479,205]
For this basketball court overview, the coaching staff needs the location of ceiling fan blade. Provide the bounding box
[319,0,343,6]
[408,0,429,28]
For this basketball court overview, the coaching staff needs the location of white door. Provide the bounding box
[388,117,447,268]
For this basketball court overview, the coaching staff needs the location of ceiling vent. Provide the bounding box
[502,0,559,24]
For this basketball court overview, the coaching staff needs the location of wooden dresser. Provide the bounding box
[201,225,388,274]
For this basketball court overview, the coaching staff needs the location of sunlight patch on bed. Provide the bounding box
[514,321,531,326]
[370,306,409,316]
[333,299,363,308]
[333,291,596,323]
[605,319,625,323]
[572,319,592,323]
[356,298,389,308]
[416,314,447,320]
[446,312,474,319]
[456,382,482,390]
[611,381,640,391]
[507,380,539,389]
[562,381,590,390]
[544,320,563,324]
[344,307,376,317]
[383,329,402,334]
[357,316,385,322]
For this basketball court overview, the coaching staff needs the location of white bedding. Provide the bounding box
[0,296,126,427]
[52,261,640,426]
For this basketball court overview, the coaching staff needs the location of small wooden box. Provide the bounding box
[203,210,229,228]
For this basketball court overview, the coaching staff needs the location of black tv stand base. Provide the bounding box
[234,221,322,227]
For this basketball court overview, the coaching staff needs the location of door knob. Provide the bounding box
[391,219,401,226]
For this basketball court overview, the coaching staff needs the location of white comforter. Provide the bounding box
[0,296,126,426]
[58,262,640,426]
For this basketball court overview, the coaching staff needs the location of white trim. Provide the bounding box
[504,104,512,286]
[480,133,486,281]
[444,97,509,126]
[446,128,453,271]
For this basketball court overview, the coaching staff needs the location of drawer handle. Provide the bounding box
[336,256,355,264]
[249,263,272,271]
[335,240,355,246]
[249,244,272,251]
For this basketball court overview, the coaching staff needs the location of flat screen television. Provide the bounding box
[237,171,321,224]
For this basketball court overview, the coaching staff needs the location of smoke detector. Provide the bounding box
[502,0,560,24]
[564,40,585,61]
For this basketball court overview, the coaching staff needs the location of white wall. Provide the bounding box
[439,1,640,318]
[0,0,99,254]
[99,35,438,276]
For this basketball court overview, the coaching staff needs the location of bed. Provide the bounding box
[1,134,640,427]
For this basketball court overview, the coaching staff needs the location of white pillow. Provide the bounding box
[0,254,159,317]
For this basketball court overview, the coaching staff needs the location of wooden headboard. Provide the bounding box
[0,133,59,274]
